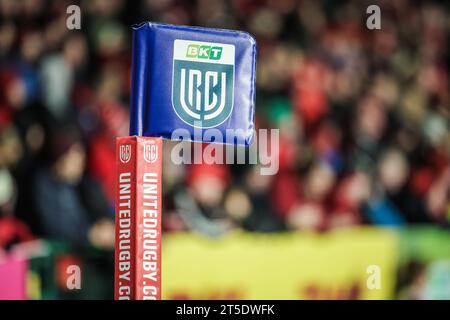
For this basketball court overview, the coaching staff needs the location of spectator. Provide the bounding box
[30,126,114,249]
[0,168,34,249]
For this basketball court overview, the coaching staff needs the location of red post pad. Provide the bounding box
[115,136,162,300]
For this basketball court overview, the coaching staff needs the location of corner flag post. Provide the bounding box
[114,22,256,300]
[115,136,162,300]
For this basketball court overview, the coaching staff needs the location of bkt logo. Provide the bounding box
[186,44,222,60]
[172,40,235,128]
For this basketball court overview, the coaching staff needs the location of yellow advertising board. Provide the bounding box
[162,228,398,300]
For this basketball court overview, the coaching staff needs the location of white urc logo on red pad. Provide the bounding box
[119,144,132,163]
[144,141,158,163]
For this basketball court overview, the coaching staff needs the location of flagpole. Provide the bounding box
[115,136,163,300]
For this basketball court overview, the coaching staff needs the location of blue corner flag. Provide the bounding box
[129,22,257,146]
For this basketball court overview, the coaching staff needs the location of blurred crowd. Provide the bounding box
[0,0,449,250]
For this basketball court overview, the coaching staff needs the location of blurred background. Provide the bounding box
[0,0,449,299]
